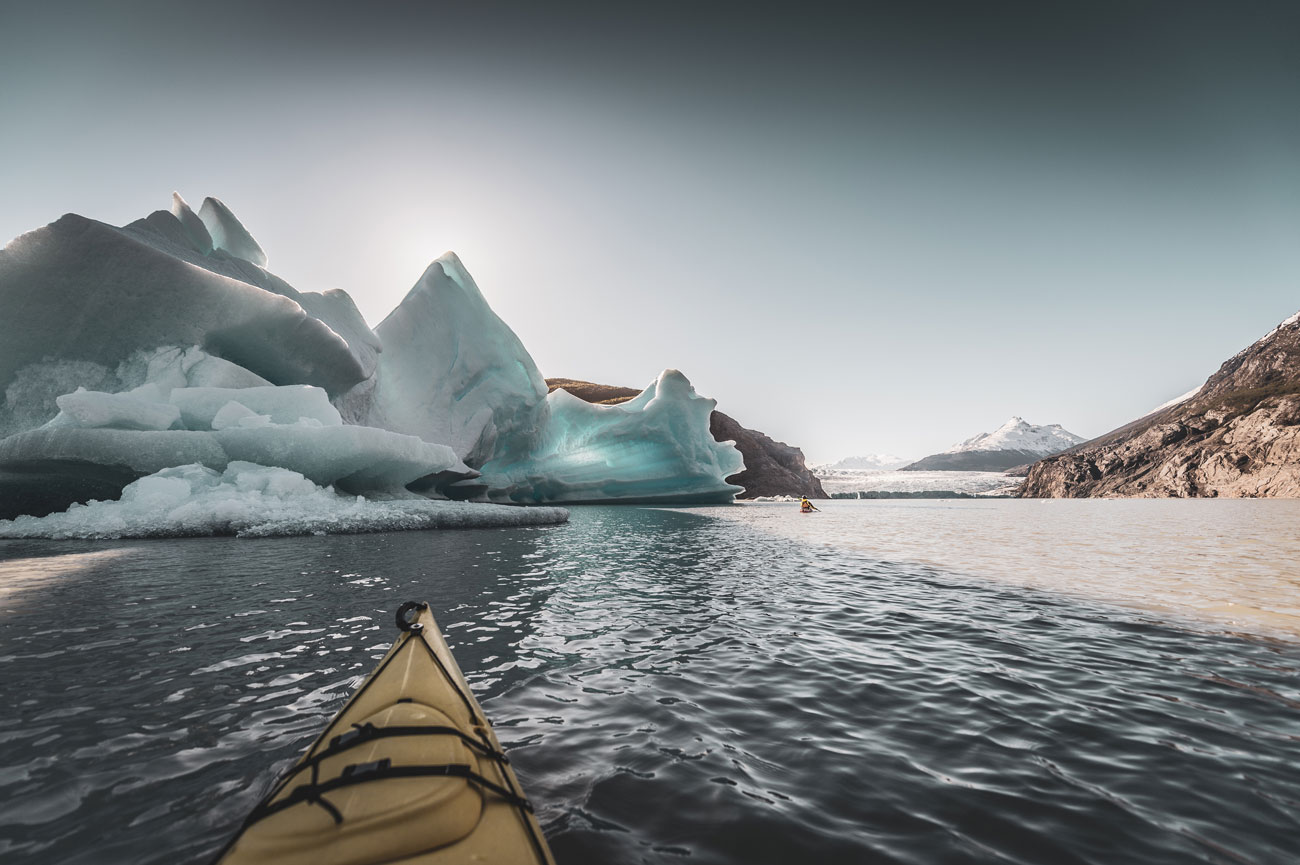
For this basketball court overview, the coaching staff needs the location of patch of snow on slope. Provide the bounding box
[1152,386,1203,414]
[1227,309,1300,363]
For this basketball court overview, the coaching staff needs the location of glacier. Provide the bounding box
[0,194,743,533]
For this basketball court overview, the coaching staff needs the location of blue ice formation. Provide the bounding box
[0,194,742,526]
[480,369,744,503]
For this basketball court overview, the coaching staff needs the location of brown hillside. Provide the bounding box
[1020,313,1300,497]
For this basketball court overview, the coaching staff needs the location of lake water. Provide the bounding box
[1,500,1298,864]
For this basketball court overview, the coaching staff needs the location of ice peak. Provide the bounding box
[406,251,487,307]
[197,196,267,267]
[169,192,212,254]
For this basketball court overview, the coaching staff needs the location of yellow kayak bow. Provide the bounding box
[213,601,555,865]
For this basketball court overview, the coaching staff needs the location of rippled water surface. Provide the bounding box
[2,500,1299,864]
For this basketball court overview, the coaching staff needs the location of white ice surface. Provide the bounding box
[171,385,342,430]
[49,387,180,431]
[0,462,568,539]
[815,469,1017,496]
[211,402,272,429]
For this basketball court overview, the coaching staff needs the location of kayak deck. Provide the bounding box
[213,602,554,865]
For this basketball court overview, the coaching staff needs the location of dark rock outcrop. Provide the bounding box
[708,411,828,499]
[1021,312,1300,497]
[545,378,827,499]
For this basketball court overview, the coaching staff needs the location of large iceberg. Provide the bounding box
[0,195,743,529]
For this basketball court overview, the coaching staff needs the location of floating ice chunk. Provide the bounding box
[48,387,180,431]
[362,253,548,466]
[481,369,745,504]
[0,461,569,539]
[171,385,342,430]
[198,196,267,267]
[170,192,213,254]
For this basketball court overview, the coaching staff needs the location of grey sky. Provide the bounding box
[2,1,1297,462]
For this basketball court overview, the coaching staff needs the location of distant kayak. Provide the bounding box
[212,601,555,865]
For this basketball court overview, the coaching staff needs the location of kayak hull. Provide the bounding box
[213,602,555,865]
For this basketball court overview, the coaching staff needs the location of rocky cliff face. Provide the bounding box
[545,379,828,499]
[707,411,828,499]
[1021,312,1300,498]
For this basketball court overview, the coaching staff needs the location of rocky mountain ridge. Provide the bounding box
[1021,311,1300,497]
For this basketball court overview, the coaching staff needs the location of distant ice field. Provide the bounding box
[815,468,1018,496]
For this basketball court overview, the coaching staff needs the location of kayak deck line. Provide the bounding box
[212,601,556,865]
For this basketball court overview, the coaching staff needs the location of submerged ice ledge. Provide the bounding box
[0,462,569,539]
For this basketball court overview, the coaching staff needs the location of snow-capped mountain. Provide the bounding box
[901,417,1086,472]
[943,417,1086,456]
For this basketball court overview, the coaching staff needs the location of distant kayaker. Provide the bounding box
[800,496,819,512]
